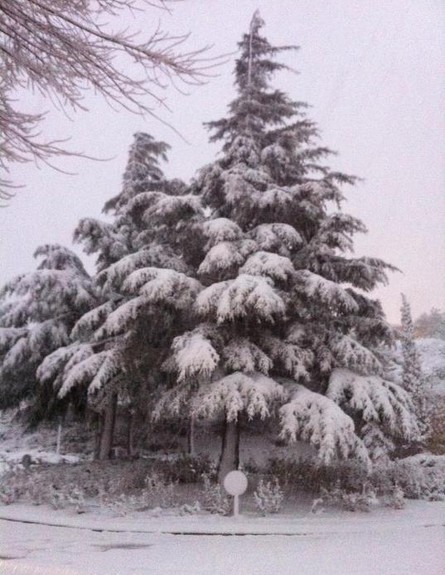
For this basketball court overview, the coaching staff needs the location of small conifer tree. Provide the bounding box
[400,294,430,438]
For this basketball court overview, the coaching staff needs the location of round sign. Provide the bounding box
[223,470,248,496]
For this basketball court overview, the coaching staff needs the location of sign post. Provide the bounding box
[223,470,248,518]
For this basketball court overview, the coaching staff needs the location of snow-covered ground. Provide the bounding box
[0,501,444,575]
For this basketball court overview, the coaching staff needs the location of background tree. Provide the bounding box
[400,293,431,438]
[0,244,96,417]
[155,12,418,479]
[0,0,214,201]
[414,308,445,340]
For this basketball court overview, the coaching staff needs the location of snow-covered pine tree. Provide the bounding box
[155,13,418,479]
[0,245,96,416]
[38,133,203,458]
[400,293,430,438]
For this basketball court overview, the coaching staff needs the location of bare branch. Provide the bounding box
[0,0,225,200]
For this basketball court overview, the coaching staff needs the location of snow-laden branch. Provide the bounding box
[327,368,419,441]
[194,372,286,422]
[201,218,244,249]
[172,331,220,382]
[240,251,294,283]
[196,274,286,323]
[249,223,303,255]
[279,383,369,465]
[295,270,359,313]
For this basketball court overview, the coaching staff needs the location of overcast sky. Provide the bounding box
[1,0,444,324]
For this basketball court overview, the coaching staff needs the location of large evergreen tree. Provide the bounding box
[38,133,203,458]
[155,12,418,478]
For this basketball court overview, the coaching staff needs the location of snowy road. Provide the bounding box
[1,512,444,575]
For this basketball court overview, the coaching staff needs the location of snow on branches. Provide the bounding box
[327,368,419,441]
[171,331,220,382]
[0,245,97,407]
[295,270,359,313]
[58,348,121,398]
[37,343,94,389]
[201,218,244,249]
[98,247,189,292]
[198,240,256,278]
[259,335,313,382]
[331,335,382,375]
[279,383,369,464]
[194,372,286,422]
[222,338,272,375]
[125,268,201,309]
[196,274,286,323]
[249,223,303,255]
[240,251,294,283]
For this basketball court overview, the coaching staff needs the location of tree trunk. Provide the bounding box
[187,414,196,457]
[218,418,240,484]
[98,393,117,461]
[126,410,134,457]
[91,411,101,460]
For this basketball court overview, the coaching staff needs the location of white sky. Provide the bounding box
[1,0,444,324]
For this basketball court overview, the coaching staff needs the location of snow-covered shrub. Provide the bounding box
[154,454,215,484]
[389,454,445,500]
[384,485,405,510]
[99,491,131,516]
[179,501,202,516]
[143,472,177,508]
[265,457,369,494]
[320,484,379,512]
[50,484,86,513]
[0,477,19,505]
[0,466,87,510]
[201,473,230,515]
[253,477,284,515]
[98,471,178,513]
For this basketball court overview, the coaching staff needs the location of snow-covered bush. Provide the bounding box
[264,457,370,494]
[320,484,379,512]
[201,473,230,515]
[146,454,216,485]
[389,454,445,500]
[384,485,405,510]
[142,472,178,508]
[50,484,86,513]
[253,477,284,515]
[0,466,87,510]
